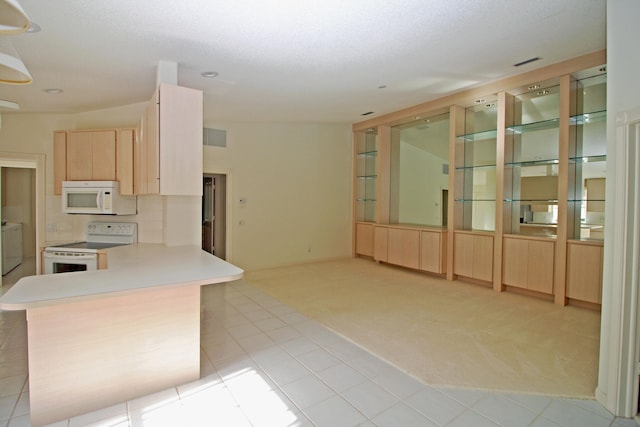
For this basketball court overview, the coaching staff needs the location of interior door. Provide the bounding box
[202,174,226,259]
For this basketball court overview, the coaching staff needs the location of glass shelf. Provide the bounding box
[504,199,558,203]
[569,155,606,163]
[356,175,378,179]
[505,158,559,168]
[507,118,559,134]
[570,110,606,126]
[356,150,378,157]
[455,164,496,171]
[456,129,498,142]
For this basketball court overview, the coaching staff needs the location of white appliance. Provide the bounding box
[43,222,137,274]
[62,181,136,215]
[2,222,23,275]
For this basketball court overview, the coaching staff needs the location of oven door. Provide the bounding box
[43,251,98,274]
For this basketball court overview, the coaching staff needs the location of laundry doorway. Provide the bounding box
[202,174,227,260]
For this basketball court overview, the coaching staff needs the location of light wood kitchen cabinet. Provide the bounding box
[387,227,420,270]
[453,231,493,282]
[566,240,603,304]
[136,83,203,196]
[420,230,447,274]
[373,226,388,262]
[116,129,135,195]
[53,131,67,195]
[355,222,374,257]
[67,130,117,181]
[502,236,554,294]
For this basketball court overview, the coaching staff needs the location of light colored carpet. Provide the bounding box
[244,257,600,398]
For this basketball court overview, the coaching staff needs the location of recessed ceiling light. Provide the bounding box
[528,84,541,91]
[43,88,63,94]
[0,99,19,109]
[201,71,219,78]
[536,90,550,96]
[474,99,486,104]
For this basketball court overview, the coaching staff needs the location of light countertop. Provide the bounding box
[0,244,243,310]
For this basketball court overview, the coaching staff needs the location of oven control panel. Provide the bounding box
[86,222,137,244]
[87,222,136,236]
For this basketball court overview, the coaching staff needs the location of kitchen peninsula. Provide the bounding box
[0,244,243,426]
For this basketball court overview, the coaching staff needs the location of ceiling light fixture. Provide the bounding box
[26,21,40,33]
[201,71,219,78]
[528,84,541,91]
[0,98,19,109]
[0,0,30,34]
[43,88,63,94]
[474,98,486,104]
[0,38,31,84]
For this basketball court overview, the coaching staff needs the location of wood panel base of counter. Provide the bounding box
[27,285,200,426]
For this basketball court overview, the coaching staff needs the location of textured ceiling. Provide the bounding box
[0,0,606,124]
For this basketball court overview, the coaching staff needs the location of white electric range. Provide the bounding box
[43,222,137,274]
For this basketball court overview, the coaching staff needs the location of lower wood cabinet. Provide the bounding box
[502,236,554,294]
[370,225,446,274]
[420,230,446,274]
[453,231,493,282]
[355,222,374,257]
[387,228,420,269]
[374,226,388,262]
[566,240,604,304]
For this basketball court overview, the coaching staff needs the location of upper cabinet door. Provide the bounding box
[67,130,117,181]
[136,84,203,196]
[67,131,94,180]
[158,83,203,196]
[91,130,117,180]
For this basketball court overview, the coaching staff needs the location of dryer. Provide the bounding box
[2,223,23,275]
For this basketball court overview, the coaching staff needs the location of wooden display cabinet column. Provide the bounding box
[447,105,464,281]
[554,74,572,305]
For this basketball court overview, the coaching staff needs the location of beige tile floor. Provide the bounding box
[245,257,601,397]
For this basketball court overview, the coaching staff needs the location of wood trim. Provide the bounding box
[377,126,391,224]
[53,131,67,195]
[493,92,508,292]
[353,50,605,131]
[554,74,571,305]
[116,128,135,195]
[448,105,465,280]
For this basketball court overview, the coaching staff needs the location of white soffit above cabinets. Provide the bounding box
[0,0,605,123]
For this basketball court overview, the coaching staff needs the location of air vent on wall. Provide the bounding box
[203,128,227,148]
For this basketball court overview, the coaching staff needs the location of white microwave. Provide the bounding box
[62,181,136,215]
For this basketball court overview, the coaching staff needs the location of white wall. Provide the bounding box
[596,0,640,417]
[0,110,353,271]
[202,122,353,271]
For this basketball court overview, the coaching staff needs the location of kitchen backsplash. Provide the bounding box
[45,195,164,244]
